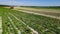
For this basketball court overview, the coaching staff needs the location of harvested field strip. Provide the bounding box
[15,10,60,20]
[14,7,60,20]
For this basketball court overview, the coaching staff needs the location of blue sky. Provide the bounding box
[0,0,60,6]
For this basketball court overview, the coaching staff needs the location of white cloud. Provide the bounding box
[0,0,32,6]
[0,0,20,5]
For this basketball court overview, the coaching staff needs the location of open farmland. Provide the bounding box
[20,6,60,10]
[0,7,60,34]
[20,6,60,13]
[14,7,60,19]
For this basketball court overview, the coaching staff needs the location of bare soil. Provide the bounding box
[0,17,2,34]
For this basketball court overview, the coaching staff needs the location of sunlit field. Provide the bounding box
[0,7,60,34]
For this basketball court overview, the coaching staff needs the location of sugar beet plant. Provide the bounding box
[9,10,60,34]
[0,8,60,34]
[2,8,32,34]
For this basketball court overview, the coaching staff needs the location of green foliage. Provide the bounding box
[0,8,60,34]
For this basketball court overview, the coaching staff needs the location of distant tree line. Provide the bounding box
[20,6,60,9]
[0,5,10,7]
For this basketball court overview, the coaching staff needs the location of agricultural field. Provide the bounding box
[20,6,60,13]
[14,6,60,20]
[0,7,60,34]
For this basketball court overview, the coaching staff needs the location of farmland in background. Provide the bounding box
[20,6,60,12]
[14,6,60,20]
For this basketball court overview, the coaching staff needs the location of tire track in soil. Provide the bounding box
[0,17,2,34]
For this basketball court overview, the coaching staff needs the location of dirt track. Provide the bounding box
[0,17,2,34]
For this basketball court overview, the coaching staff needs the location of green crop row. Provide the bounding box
[0,8,60,34]
[9,9,60,34]
[2,8,32,34]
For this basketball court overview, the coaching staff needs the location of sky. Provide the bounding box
[0,0,60,6]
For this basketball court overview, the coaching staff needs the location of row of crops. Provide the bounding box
[8,10,60,34]
[0,8,60,34]
[2,9,32,34]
